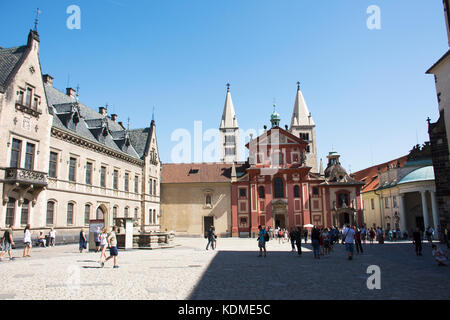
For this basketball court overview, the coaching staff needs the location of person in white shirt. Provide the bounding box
[49,228,56,247]
[98,227,108,264]
[342,225,355,260]
[23,224,32,258]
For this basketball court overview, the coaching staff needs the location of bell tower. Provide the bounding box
[289,82,318,173]
[219,84,239,162]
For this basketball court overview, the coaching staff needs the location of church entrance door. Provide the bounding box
[275,214,286,229]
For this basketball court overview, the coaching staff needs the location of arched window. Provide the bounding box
[46,201,55,226]
[113,206,118,219]
[84,204,91,225]
[97,206,105,220]
[67,203,74,225]
[294,185,300,198]
[205,194,212,206]
[258,186,265,199]
[124,207,129,218]
[274,177,284,198]
[134,208,139,220]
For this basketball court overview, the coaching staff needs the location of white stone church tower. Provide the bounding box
[220,84,239,163]
[289,82,318,173]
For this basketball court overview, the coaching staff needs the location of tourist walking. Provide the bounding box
[295,227,302,256]
[206,226,216,250]
[257,225,268,257]
[322,228,330,255]
[23,224,32,258]
[94,226,101,252]
[98,227,108,264]
[289,228,296,252]
[412,228,423,256]
[0,225,15,261]
[354,227,363,254]
[304,229,308,244]
[342,225,355,260]
[311,226,320,259]
[102,226,119,268]
[369,228,375,244]
[361,226,367,244]
[49,228,56,247]
[377,227,384,244]
[79,228,87,253]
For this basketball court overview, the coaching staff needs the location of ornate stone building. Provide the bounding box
[161,84,364,237]
[427,0,450,229]
[0,29,161,238]
[353,144,439,234]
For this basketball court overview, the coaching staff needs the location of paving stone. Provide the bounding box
[0,238,448,299]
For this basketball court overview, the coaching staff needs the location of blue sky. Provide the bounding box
[0,0,448,172]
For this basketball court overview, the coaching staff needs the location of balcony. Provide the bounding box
[15,102,42,118]
[4,167,48,187]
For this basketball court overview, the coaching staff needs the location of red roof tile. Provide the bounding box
[161,163,236,183]
[351,155,408,193]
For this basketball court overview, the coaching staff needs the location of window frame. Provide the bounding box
[69,157,77,182]
[10,138,22,168]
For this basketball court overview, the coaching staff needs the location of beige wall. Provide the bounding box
[160,182,231,237]
[0,34,53,231]
[0,33,161,237]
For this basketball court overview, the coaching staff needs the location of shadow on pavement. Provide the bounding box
[188,243,450,300]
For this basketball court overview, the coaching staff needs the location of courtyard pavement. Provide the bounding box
[0,237,449,300]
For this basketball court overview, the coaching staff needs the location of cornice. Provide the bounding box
[51,126,144,166]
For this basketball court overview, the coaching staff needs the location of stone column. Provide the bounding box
[430,190,439,235]
[420,190,430,230]
[399,194,407,234]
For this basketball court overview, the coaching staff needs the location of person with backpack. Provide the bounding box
[257,225,268,257]
[0,225,15,261]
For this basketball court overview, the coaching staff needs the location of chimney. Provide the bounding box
[99,107,107,116]
[66,87,76,98]
[111,114,118,122]
[42,74,53,87]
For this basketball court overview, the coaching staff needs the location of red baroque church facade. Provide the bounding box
[230,109,364,237]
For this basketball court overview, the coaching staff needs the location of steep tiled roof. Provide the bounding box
[129,127,152,158]
[162,163,248,184]
[45,84,140,159]
[351,155,408,193]
[0,45,28,92]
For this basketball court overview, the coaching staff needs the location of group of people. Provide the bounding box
[81,226,119,268]
[0,224,57,261]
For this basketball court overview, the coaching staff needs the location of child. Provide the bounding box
[431,244,448,266]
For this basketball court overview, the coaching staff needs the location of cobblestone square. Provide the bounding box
[0,237,449,300]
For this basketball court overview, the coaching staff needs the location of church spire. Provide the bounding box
[220,83,238,129]
[290,81,314,128]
